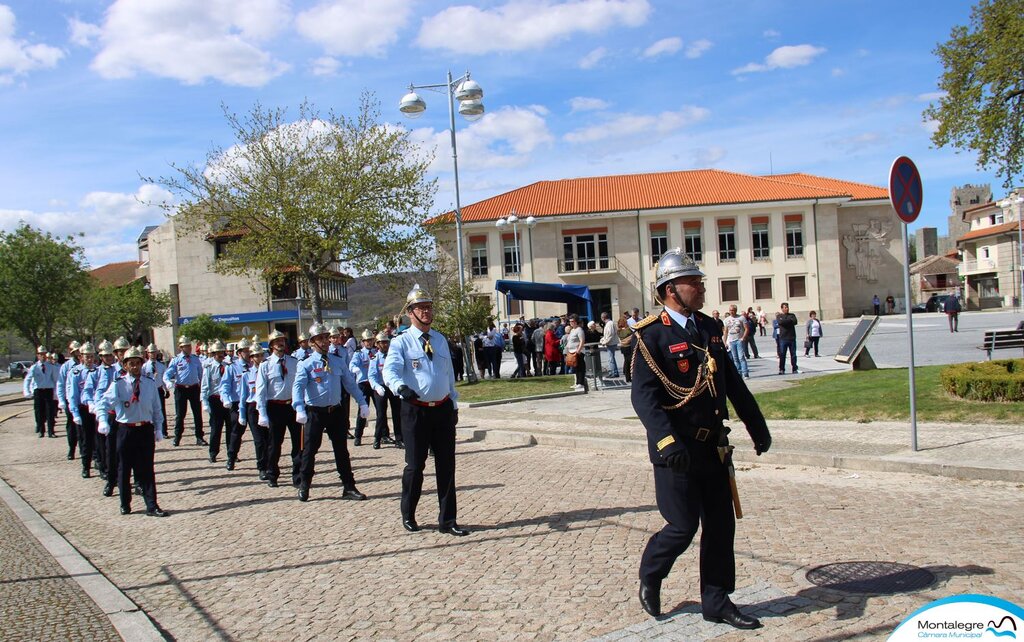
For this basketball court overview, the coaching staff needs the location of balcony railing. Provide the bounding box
[958,259,996,275]
[558,256,616,275]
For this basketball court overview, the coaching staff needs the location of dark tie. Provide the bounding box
[41,364,45,374]
[130,377,140,404]
[280,358,287,377]
[421,335,433,360]
[219,364,225,377]
[321,355,331,373]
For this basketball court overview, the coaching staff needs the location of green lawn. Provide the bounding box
[749,366,1024,423]
[456,375,575,403]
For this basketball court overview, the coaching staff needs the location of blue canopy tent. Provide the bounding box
[494,280,594,321]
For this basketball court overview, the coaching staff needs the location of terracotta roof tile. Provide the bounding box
[426,169,887,224]
[957,221,1019,242]
[90,261,141,287]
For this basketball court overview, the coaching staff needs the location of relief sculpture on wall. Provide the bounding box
[842,218,894,283]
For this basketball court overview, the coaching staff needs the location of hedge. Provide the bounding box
[940,359,1024,402]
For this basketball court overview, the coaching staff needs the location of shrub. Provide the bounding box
[940,359,1024,401]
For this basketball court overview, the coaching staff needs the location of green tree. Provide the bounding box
[0,223,89,349]
[148,94,436,323]
[178,314,231,344]
[924,0,1024,188]
[63,284,118,344]
[107,280,171,345]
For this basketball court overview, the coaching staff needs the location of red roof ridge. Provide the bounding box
[957,220,1018,242]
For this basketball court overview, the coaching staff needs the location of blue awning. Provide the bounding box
[494,280,593,319]
[177,310,351,325]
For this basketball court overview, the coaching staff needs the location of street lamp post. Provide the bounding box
[400,70,484,382]
[497,211,538,315]
[998,195,1024,311]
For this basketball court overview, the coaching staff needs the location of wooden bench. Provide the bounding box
[978,329,1024,360]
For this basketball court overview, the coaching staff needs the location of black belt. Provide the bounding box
[407,396,449,408]
[176,383,199,388]
[123,422,152,428]
[309,405,340,413]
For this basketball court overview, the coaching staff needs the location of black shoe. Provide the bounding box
[354,437,362,446]
[792,369,799,374]
[209,454,217,463]
[103,484,113,497]
[438,525,470,537]
[639,580,661,617]
[341,487,366,501]
[120,506,131,515]
[173,437,181,447]
[145,507,169,518]
[297,487,309,502]
[196,437,209,446]
[48,432,56,438]
[403,518,420,532]
[347,431,354,439]
[382,436,395,444]
[99,471,107,481]
[394,441,405,449]
[37,433,44,438]
[292,479,301,488]
[134,485,143,496]
[67,453,74,460]
[267,479,279,488]
[226,460,235,471]
[372,441,381,449]
[778,370,784,375]
[703,605,761,630]
[258,470,267,481]
[82,469,90,479]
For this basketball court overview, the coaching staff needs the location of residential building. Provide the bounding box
[956,191,1023,310]
[142,217,350,351]
[430,169,904,321]
[909,252,961,304]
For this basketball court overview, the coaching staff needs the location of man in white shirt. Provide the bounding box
[722,305,750,378]
[599,311,620,378]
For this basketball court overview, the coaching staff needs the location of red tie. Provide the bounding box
[280,359,287,377]
[130,377,140,404]
[219,364,225,377]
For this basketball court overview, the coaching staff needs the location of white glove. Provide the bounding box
[239,413,247,428]
[257,413,269,428]
[73,416,81,426]
[203,404,211,416]
[359,404,370,419]
[295,411,307,425]
[154,426,164,442]
[373,386,386,397]
[88,404,96,415]
[98,421,110,436]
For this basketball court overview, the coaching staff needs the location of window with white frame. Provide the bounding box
[786,220,804,257]
[752,222,770,260]
[684,224,703,262]
[718,224,736,262]
[650,226,668,265]
[562,231,610,271]
[502,237,521,276]
[470,238,488,277]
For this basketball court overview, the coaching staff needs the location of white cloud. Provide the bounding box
[732,44,826,75]
[917,91,946,102]
[684,38,711,59]
[68,17,102,47]
[831,67,845,77]
[569,96,610,113]
[295,0,412,57]
[763,29,780,39]
[564,105,709,144]
[417,0,650,54]
[579,46,607,69]
[0,5,64,83]
[310,56,340,76]
[87,0,290,87]
[0,184,173,267]
[411,106,554,172]
[692,146,726,167]
[642,36,681,59]
[922,118,940,135]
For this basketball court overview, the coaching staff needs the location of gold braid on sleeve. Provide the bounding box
[634,334,717,410]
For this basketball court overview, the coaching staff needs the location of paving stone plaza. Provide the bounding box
[1,380,1021,640]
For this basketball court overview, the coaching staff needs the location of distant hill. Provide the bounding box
[344,270,432,330]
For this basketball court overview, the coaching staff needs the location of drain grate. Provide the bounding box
[806,561,936,595]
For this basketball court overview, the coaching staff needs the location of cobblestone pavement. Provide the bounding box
[0,482,121,642]
[0,404,1021,641]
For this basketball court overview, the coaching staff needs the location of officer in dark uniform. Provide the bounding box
[631,248,771,629]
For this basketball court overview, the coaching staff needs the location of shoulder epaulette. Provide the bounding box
[633,314,659,331]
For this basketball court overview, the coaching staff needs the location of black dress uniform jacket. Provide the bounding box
[630,309,770,466]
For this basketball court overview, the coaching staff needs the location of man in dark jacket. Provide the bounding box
[631,248,771,629]
[775,303,798,374]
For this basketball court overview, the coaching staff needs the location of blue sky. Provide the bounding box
[0,0,1005,267]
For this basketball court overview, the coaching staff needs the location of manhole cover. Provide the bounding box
[806,561,936,595]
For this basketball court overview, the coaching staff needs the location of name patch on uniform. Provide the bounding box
[656,435,676,451]
[710,336,723,344]
[668,342,689,353]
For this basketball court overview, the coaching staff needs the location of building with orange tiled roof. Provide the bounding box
[431,168,910,320]
[89,260,143,287]
[955,190,1024,310]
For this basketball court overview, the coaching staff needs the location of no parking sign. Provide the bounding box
[889,156,923,224]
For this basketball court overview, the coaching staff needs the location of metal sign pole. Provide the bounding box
[901,221,918,451]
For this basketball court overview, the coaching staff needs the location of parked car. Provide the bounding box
[925,294,956,312]
[7,360,33,378]
[911,302,928,314]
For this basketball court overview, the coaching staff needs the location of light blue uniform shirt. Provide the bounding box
[68,364,96,424]
[291,346,309,361]
[292,350,365,414]
[85,363,121,411]
[219,360,246,405]
[23,360,58,396]
[57,359,78,408]
[164,352,203,388]
[367,350,387,393]
[200,359,228,408]
[142,359,167,389]
[243,362,259,405]
[96,373,163,430]
[383,327,459,409]
[349,347,374,384]
[255,353,297,418]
